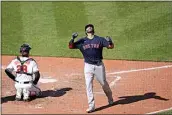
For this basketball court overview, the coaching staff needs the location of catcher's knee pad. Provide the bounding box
[30,91,36,96]
[29,91,42,97]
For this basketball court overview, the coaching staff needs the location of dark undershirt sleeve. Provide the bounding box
[69,38,84,49]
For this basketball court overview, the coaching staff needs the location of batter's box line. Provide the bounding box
[94,76,121,95]
[107,65,172,75]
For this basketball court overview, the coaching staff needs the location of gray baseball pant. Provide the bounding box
[84,62,113,109]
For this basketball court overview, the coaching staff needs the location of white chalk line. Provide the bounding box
[94,76,121,95]
[146,107,172,114]
[109,76,121,87]
[107,65,172,75]
[39,78,57,83]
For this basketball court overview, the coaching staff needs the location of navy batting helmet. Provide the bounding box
[85,24,95,34]
[20,43,31,53]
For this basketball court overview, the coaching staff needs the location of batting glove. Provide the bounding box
[105,36,112,42]
[105,36,113,45]
[72,32,78,39]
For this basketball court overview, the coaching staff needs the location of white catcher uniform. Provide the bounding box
[6,56,41,100]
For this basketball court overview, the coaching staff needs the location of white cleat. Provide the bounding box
[23,97,30,102]
[15,97,21,101]
[86,107,95,113]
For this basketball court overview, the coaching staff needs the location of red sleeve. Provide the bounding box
[69,39,75,49]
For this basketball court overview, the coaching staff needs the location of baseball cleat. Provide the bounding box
[86,107,95,113]
[15,97,21,101]
[108,99,114,105]
[23,97,30,102]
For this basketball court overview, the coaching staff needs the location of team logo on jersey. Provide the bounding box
[83,44,100,50]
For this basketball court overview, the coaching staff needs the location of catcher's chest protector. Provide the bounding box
[16,56,33,76]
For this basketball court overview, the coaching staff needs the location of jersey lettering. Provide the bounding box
[17,65,28,73]
[83,44,100,50]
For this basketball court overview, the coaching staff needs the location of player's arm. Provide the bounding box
[33,71,40,85]
[69,32,83,49]
[5,61,16,81]
[32,61,40,85]
[5,69,16,81]
[103,36,114,49]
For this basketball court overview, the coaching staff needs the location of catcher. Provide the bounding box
[5,43,41,101]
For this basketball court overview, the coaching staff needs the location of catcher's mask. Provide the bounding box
[20,43,31,54]
[85,24,95,34]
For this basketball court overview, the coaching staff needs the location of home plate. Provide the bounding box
[39,78,57,83]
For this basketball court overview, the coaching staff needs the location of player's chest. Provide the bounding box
[82,40,102,50]
[13,61,33,72]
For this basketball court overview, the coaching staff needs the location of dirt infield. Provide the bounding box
[1,55,172,114]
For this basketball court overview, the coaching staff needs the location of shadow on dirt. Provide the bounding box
[1,95,16,104]
[40,87,72,98]
[1,87,73,104]
[94,92,169,112]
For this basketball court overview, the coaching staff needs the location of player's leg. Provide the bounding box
[14,83,23,101]
[84,63,95,112]
[29,84,42,97]
[22,83,32,101]
[94,63,113,104]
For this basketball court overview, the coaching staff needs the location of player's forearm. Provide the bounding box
[5,68,16,81]
[69,39,75,49]
[33,71,40,85]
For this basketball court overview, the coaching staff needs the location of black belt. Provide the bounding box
[15,81,31,84]
[87,61,102,66]
[86,62,102,66]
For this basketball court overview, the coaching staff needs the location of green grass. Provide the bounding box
[2,1,172,61]
[158,110,172,114]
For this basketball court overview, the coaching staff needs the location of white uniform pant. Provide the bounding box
[15,82,41,100]
[84,62,113,109]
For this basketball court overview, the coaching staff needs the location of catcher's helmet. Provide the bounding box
[85,24,95,34]
[20,43,31,53]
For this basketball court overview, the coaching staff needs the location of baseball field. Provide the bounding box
[1,1,172,114]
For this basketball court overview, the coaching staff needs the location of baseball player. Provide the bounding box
[5,43,41,101]
[69,24,114,113]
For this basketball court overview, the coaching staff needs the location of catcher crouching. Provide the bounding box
[5,43,41,101]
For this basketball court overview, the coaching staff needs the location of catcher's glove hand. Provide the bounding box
[72,32,78,39]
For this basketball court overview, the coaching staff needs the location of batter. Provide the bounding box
[69,24,114,113]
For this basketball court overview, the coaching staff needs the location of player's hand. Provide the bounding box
[105,36,113,46]
[105,36,112,42]
[32,81,37,85]
[72,32,78,39]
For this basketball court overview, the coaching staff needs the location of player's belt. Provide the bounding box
[15,80,31,84]
[89,61,102,66]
